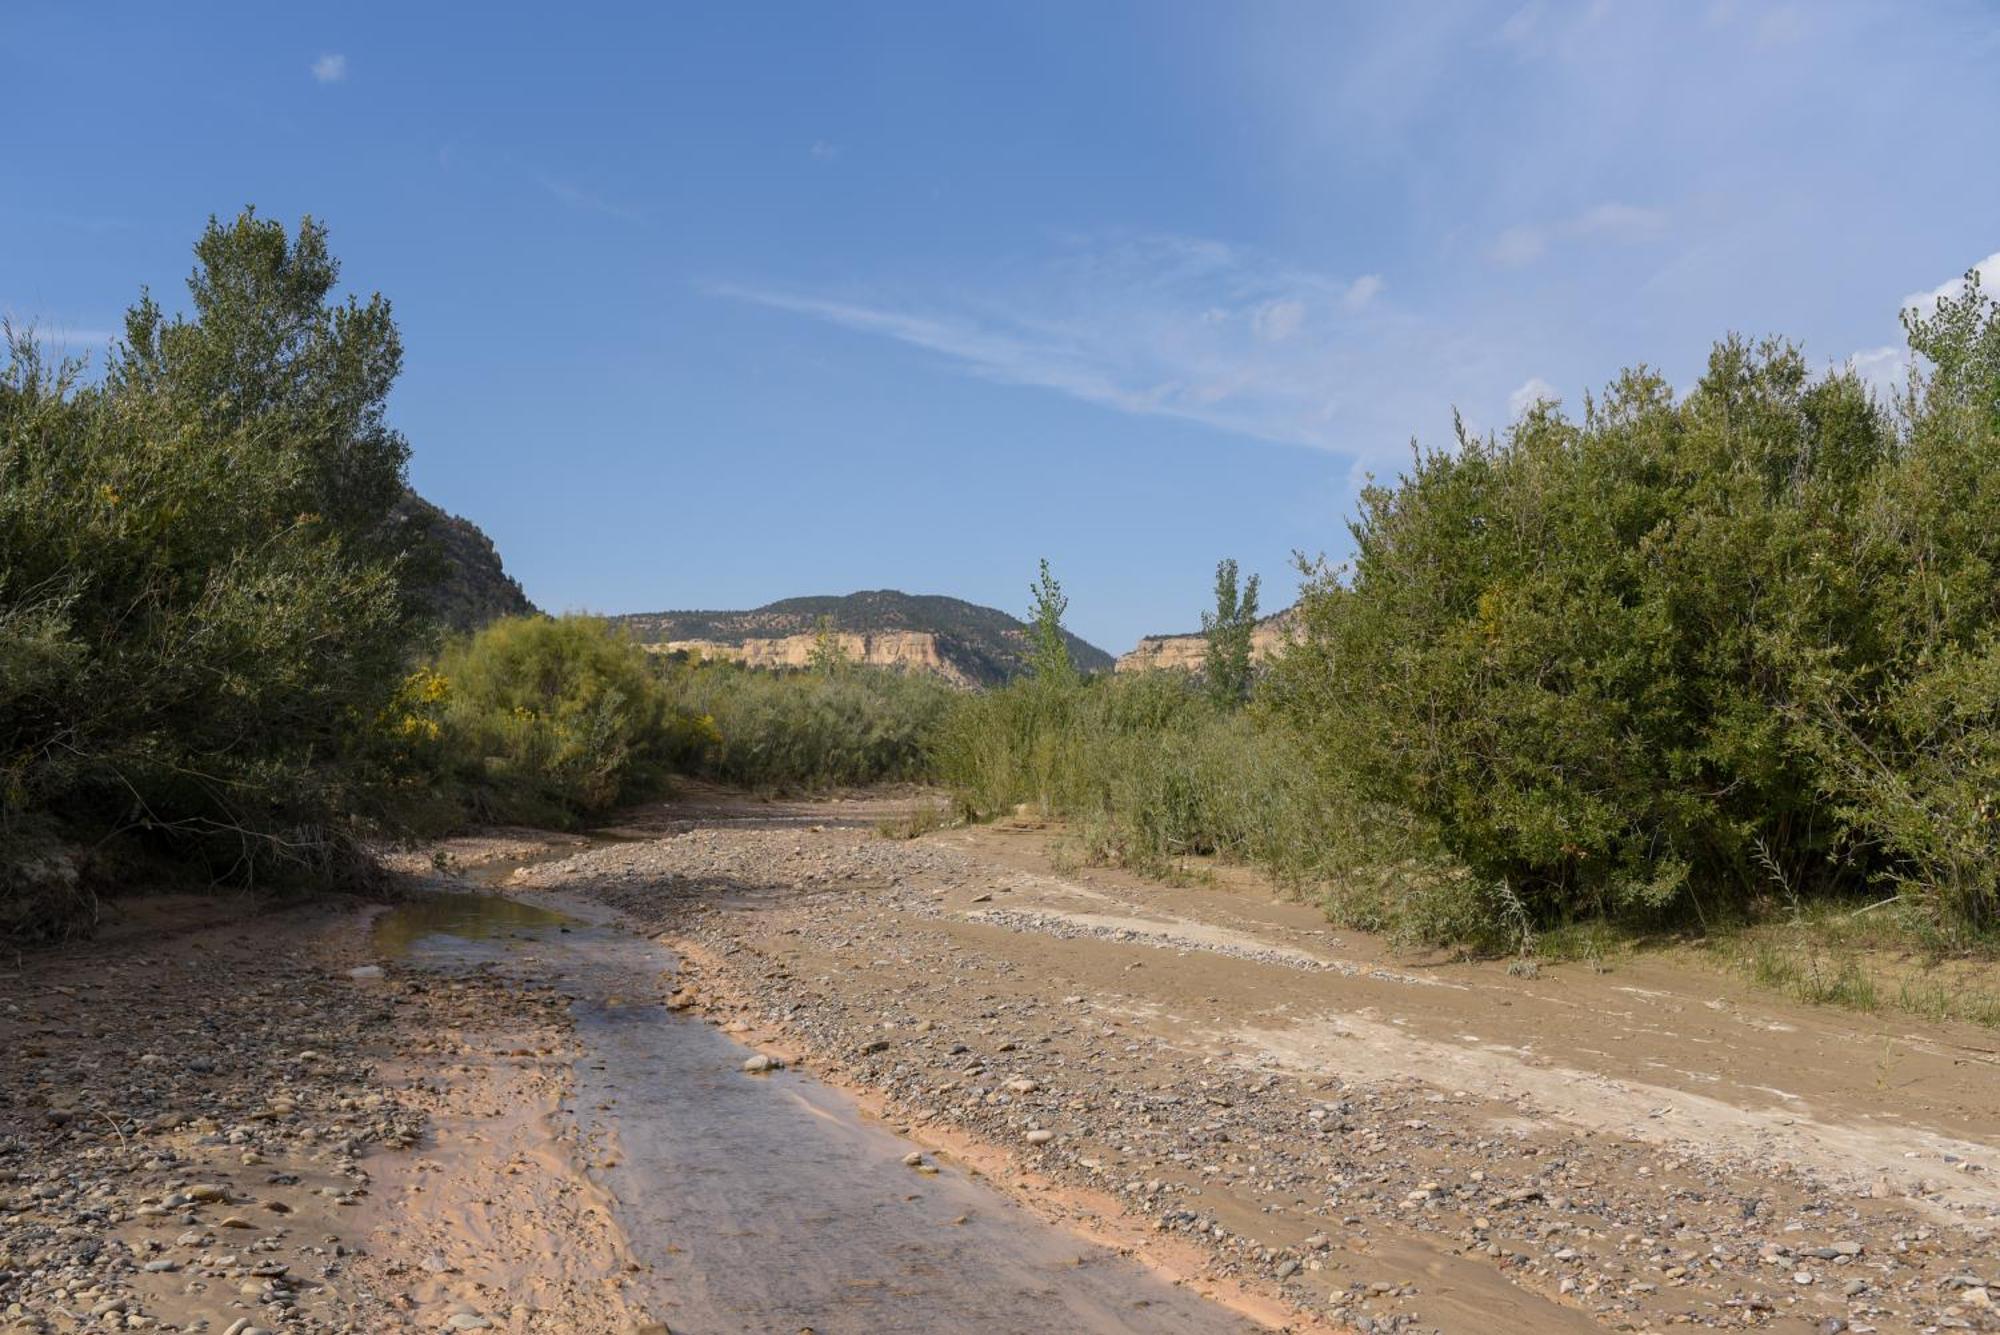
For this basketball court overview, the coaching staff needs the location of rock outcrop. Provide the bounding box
[1116,607,1298,674]
[390,492,537,633]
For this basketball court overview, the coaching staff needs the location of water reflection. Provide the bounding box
[374,890,573,958]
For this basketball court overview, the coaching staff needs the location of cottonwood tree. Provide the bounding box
[1026,559,1076,687]
[1202,558,1260,706]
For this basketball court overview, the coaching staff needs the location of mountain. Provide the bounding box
[1115,606,1298,674]
[610,590,1114,687]
[390,492,538,633]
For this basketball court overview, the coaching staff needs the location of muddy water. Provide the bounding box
[378,889,1256,1334]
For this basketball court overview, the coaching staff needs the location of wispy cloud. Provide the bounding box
[1487,225,1547,268]
[809,140,841,162]
[1487,202,1667,268]
[1250,297,1305,343]
[1342,274,1386,311]
[311,53,347,84]
[538,176,644,222]
[5,319,118,349]
[1570,203,1667,241]
[706,234,1434,455]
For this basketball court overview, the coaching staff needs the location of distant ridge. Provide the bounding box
[610,590,1113,687]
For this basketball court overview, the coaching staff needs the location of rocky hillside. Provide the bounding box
[611,591,1113,687]
[390,492,537,633]
[1116,606,1297,674]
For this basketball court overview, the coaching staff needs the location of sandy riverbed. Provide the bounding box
[7,788,1999,1333]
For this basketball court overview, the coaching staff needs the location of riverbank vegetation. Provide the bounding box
[941,274,2000,981]
[2,212,423,937]
[654,652,953,791]
[10,206,2000,991]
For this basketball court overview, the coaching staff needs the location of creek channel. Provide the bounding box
[373,864,1259,1334]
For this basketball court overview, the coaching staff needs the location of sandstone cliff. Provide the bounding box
[652,630,980,687]
[1115,607,1297,674]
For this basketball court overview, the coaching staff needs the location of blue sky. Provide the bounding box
[6,2,1998,652]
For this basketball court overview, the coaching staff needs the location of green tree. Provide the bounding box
[1200,558,1260,706]
[808,613,851,676]
[1,209,420,930]
[1026,558,1076,687]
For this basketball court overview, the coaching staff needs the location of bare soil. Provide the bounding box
[0,887,643,1334]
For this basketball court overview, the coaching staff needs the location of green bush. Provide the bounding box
[422,615,690,824]
[657,657,953,791]
[1269,272,2000,938]
[1,211,419,935]
[1797,276,2000,937]
[934,671,1357,884]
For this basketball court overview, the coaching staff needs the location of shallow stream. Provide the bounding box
[375,887,1255,1334]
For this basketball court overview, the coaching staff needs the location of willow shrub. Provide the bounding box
[2,212,418,936]
[656,657,955,791]
[1271,271,2000,937]
[416,615,697,825]
[932,672,1367,888]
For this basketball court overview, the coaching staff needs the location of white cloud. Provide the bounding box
[311,53,347,84]
[1839,249,2000,399]
[1342,274,1385,311]
[810,140,841,162]
[1508,376,1558,417]
[1251,297,1306,343]
[1844,345,1907,403]
[1901,250,2000,320]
